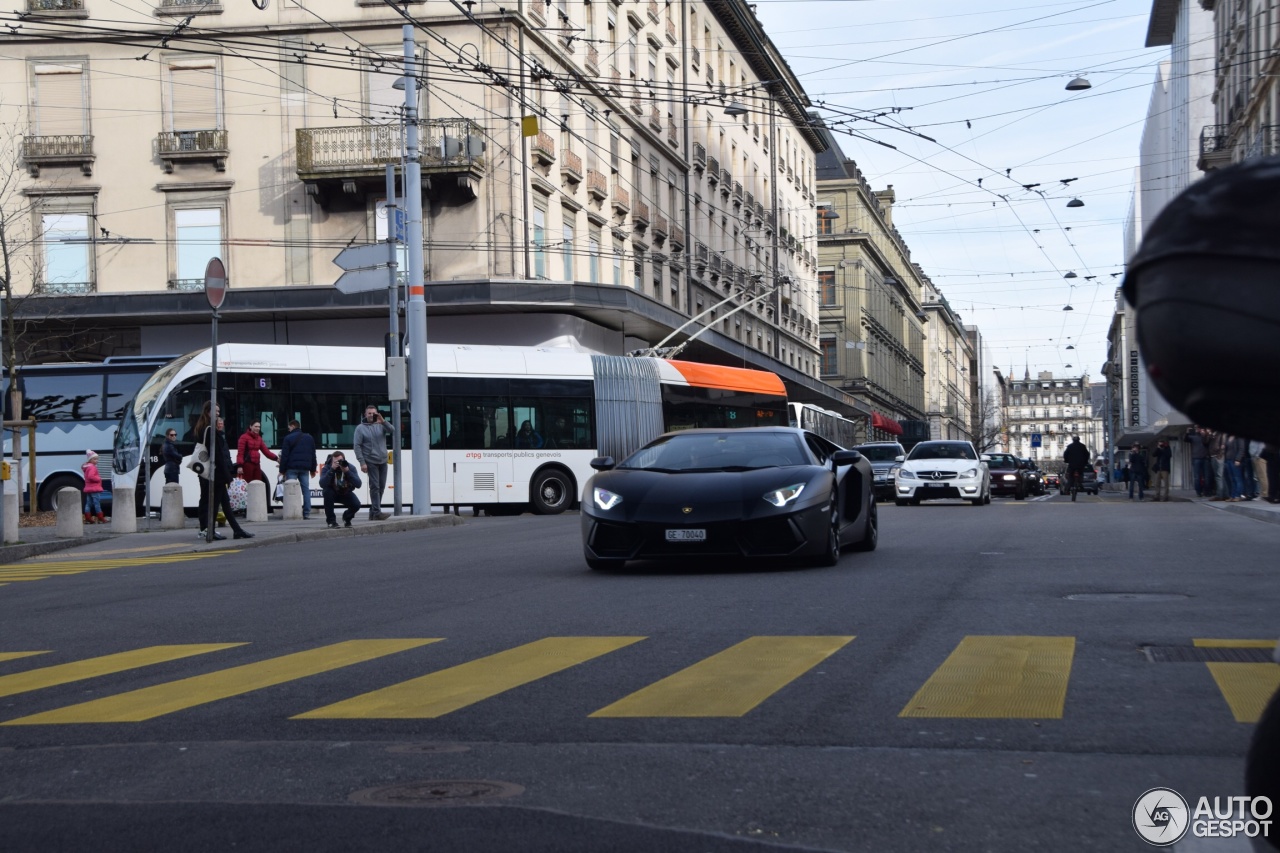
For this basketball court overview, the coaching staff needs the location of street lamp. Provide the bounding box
[1065,76,1092,91]
[1066,197,1085,208]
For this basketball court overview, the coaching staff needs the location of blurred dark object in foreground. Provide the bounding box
[1122,155,1280,446]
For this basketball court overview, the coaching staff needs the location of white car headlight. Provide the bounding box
[961,468,979,478]
[1002,474,1016,481]
[763,483,805,507]
[897,468,918,480]
[593,487,622,511]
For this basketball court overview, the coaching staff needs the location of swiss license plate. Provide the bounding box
[925,482,947,487]
[665,529,706,542]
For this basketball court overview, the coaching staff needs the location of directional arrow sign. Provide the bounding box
[333,243,394,295]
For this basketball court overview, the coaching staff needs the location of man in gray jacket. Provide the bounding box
[353,404,393,520]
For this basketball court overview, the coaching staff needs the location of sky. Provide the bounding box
[751,0,1168,383]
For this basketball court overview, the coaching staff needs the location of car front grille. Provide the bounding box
[915,470,958,480]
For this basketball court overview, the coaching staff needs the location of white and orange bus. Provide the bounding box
[111,344,788,515]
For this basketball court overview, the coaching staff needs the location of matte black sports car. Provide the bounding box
[581,427,877,570]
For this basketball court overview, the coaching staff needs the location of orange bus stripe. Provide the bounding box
[664,360,786,396]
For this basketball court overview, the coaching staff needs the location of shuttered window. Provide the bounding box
[167,59,219,132]
[32,63,87,136]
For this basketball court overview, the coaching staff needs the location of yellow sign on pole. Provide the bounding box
[521,115,539,138]
[1,461,8,480]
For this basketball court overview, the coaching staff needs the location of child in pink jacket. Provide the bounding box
[82,450,105,523]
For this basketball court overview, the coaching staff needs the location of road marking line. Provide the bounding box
[295,637,643,720]
[1195,639,1280,723]
[29,544,197,560]
[3,640,435,725]
[0,645,243,699]
[590,636,853,718]
[0,553,232,586]
[899,636,1075,719]
[0,652,49,664]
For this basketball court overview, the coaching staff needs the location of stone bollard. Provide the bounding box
[160,483,185,529]
[55,487,84,538]
[282,479,303,520]
[246,480,267,522]
[3,480,18,545]
[110,486,137,533]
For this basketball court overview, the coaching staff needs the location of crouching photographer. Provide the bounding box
[319,451,363,529]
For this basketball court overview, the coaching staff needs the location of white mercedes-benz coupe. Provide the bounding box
[894,440,990,506]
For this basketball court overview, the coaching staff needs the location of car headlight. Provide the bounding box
[593,487,622,511]
[890,466,901,476]
[1002,474,1016,481]
[897,468,918,479]
[763,483,805,507]
[961,468,979,478]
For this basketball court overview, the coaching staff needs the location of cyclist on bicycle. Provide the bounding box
[1063,435,1092,492]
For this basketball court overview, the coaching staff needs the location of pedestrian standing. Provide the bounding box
[1127,444,1148,501]
[278,419,318,520]
[237,420,278,516]
[82,450,105,523]
[162,428,183,485]
[1209,430,1229,501]
[1251,440,1270,501]
[353,404,392,521]
[1183,427,1211,497]
[1151,439,1173,502]
[1263,444,1280,504]
[202,416,254,540]
[1225,434,1249,502]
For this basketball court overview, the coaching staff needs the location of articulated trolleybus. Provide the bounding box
[112,344,789,514]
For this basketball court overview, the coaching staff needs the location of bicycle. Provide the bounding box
[1067,466,1084,502]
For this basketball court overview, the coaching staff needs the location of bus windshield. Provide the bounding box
[113,353,196,474]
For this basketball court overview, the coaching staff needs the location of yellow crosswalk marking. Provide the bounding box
[2,640,436,725]
[0,652,49,664]
[295,637,644,719]
[591,636,853,718]
[900,636,1075,719]
[0,552,232,587]
[1195,639,1280,723]
[0,645,243,699]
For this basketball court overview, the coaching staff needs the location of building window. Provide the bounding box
[612,239,624,286]
[820,338,837,375]
[633,249,644,292]
[562,221,575,281]
[31,61,89,137]
[165,56,222,133]
[171,207,224,287]
[588,227,601,283]
[819,269,836,306]
[39,208,93,293]
[652,262,663,299]
[532,205,547,279]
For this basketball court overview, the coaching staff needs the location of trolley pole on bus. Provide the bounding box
[204,258,226,544]
[402,24,431,515]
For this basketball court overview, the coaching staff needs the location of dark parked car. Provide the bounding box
[581,428,878,570]
[983,452,1031,499]
[1059,466,1099,496]
[852,441,907,501]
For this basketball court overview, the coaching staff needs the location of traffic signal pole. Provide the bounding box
[402,24,431,515]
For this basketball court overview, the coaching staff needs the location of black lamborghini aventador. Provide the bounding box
[581,427,878,570]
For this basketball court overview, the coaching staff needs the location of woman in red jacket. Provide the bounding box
[237,421,279,515]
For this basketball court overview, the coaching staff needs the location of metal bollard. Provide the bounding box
[55,487,84,538]
[246,480,267,522]
[3,481,17,545]
[110,486,137,533]
[160,483,185,529]
[282,479,303,520]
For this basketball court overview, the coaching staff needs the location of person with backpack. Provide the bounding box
[278,419,318,520]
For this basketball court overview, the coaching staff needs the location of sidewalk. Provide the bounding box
[0,509,465,564]
[1101,482,1280,525]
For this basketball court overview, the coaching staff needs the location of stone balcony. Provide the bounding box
[587,168,609,201]
[532,131,556,166]
[611,183,630,215]
[561,149,583,183]
[157,128,228,173]
[21,134,94,177]
[295,119,485,203]
[24,0,86,16]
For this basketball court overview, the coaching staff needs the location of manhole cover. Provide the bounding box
[350,780,523,807]
[1065,593,1190,601]
[385,743,471,755]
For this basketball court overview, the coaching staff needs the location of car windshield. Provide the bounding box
[620,432,809,472]
[855,445,901,462]
[985,454,1019,468]
[907,442,977,461]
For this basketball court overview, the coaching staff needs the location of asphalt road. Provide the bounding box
[1,491,1276,852]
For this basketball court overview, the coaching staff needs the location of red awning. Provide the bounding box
[871,412,904,436]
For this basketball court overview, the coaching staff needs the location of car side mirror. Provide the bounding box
[894,455,905,463]
[980,454,992,462]
[831,449,861,467]
[589,456,615,471]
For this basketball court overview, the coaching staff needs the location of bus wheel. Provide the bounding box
[39,474,85,512]
[531,469,573,515]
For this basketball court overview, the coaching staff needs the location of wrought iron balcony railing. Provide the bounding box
[587,168,609,200]
[692,142,706,168]
[632,200,650,227]
[158,0,220,9]
[653,215,669,240]
[1197,124,1233,171]
[35,281,94,295]
[612,183,630,214]
[706,156,720,183]
[296,120,485,175]
[158,128,228,172]
[21,134,94,177]
[532,131,556,165]
[26,0,84,11]
[168,278,206,292]
[560,149,583,183]
[670,224,685,248]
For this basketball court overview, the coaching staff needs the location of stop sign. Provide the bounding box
[203,257,226,310]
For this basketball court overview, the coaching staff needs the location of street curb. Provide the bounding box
[0,535,115,564]
[1204,501,1280,526]
[173,513,467,554]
